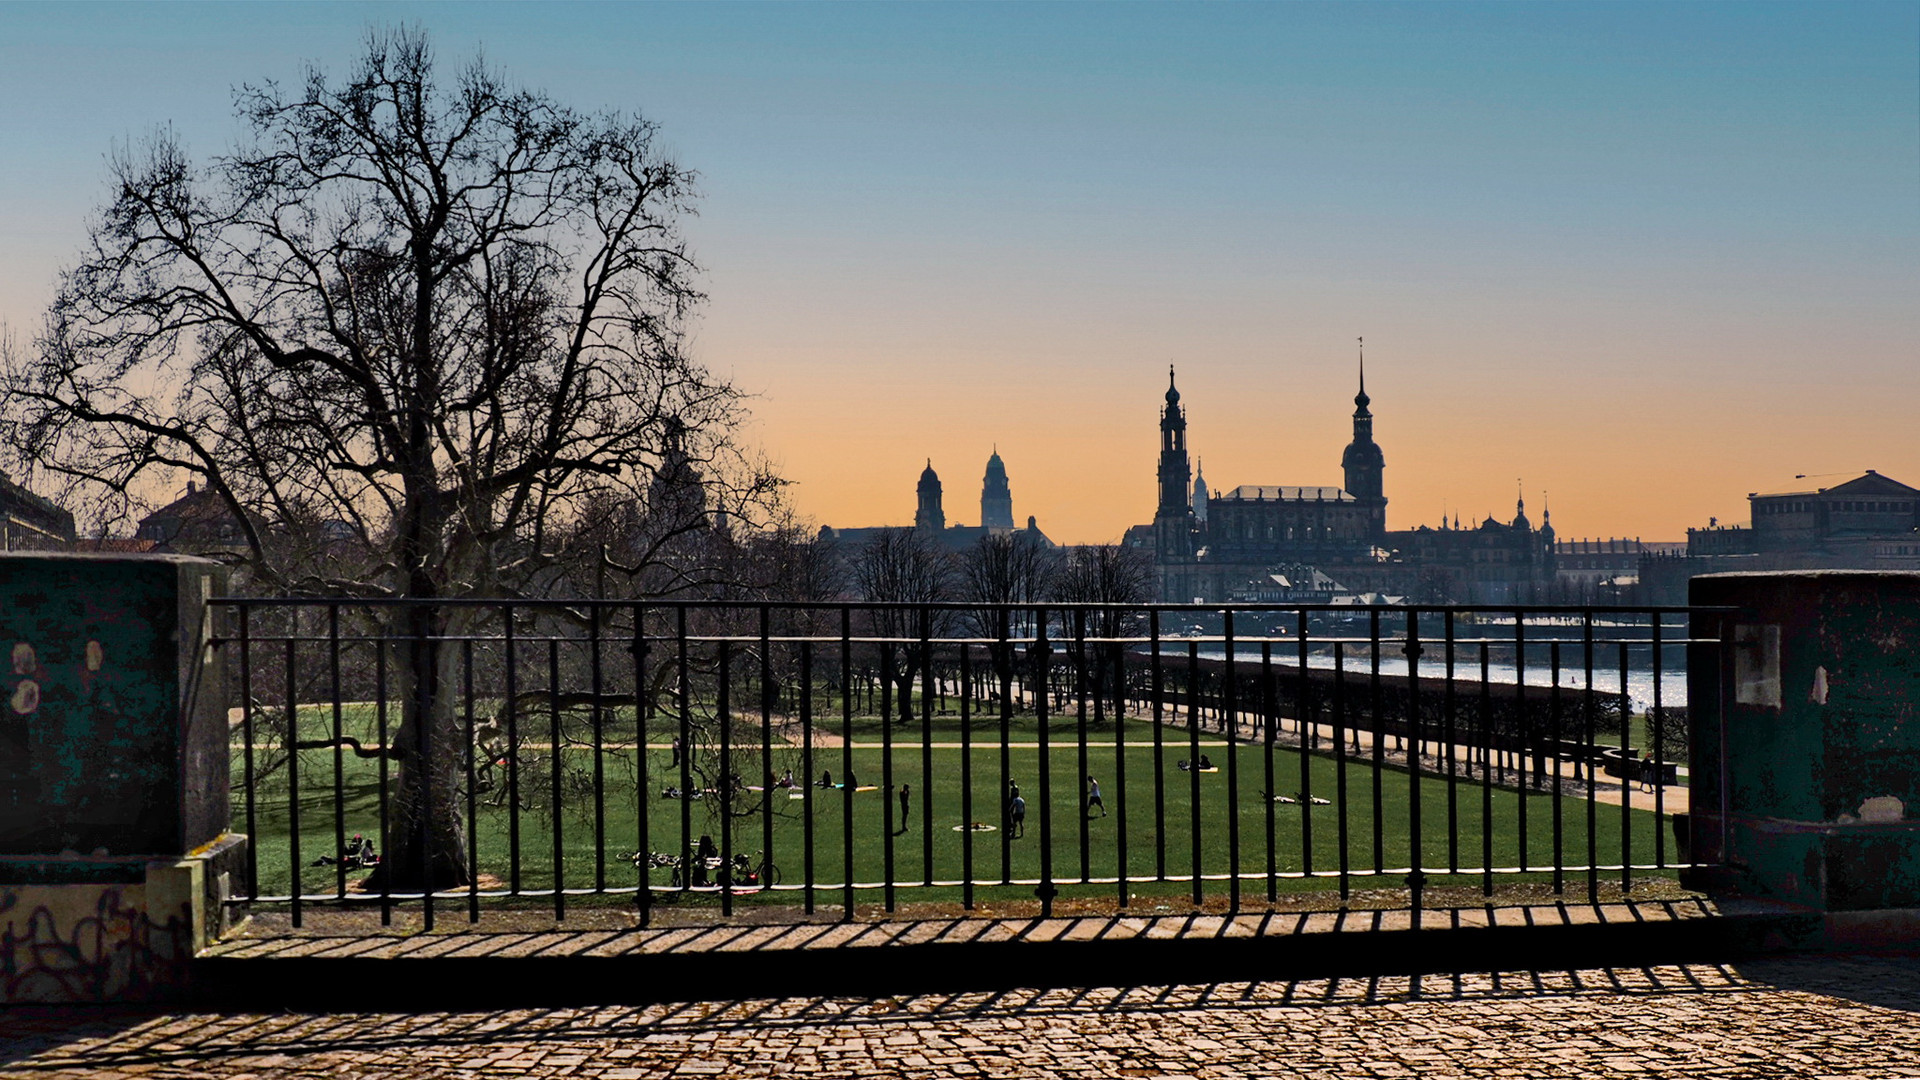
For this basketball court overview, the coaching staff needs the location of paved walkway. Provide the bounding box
[6,955,1919,1078]
[203,898,1746,961]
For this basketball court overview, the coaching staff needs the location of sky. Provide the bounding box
[1,2,1915,544]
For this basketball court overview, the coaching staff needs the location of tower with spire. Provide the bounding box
[1154,366,1197,581]
[1340,338,1387,543]
[915,460,946,533]
[980,449,1014,531]
[1157,366,1192,518]
[1192,459,1209,526]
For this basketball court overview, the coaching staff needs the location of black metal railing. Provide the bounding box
[212,599,1718,928]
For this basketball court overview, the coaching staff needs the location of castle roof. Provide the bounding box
[1215,485,1354,503]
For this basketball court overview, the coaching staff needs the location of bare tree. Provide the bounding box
[956,531,1056,705]
[847,528,951,725]
[1054,543,1156,718]
[0,29,758,890]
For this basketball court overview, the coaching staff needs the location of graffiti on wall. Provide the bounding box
[0,882,192,1003]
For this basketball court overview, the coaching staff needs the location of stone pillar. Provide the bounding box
[1,553,243,1002]
[1688,571,1920,942]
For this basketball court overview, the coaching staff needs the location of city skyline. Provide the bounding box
[1,2,1914,544]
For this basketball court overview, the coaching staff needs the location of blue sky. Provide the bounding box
[2,2,1915,540]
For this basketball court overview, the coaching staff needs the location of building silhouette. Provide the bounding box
[1640,469,1920,603]
[980,451,1014,530]
[821,453,1052,554]
[914,460,946,532]
[0,472,75,551]
[1130,357,1555,604]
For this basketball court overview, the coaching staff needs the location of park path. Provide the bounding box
[6,955,1918,1078]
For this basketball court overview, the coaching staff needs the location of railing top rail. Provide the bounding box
[207,596,1727,616]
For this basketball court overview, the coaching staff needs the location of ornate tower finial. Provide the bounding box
[1358,337,1366,401]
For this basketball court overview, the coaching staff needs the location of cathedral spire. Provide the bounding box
[1355,337,1369,411]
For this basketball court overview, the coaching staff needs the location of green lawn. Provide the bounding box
[234,701,1680,911]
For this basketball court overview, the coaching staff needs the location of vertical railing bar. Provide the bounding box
[1187,636,1202,908]
[1620,639,1632,893]
[1075,609,1091,884]
[238,607,257,902]
[505,609,522,897]
[1262,638,1276,905]
[1035,605,1055,918]
[920,610,935,890]
[285,634,302,928]
[418,606,436,934]
[1584,611,1599,904]
[549,637,565,921]
[1296,608,1312,892]
[1334,638,1350,903]
[329,605,346,902]
[677,607,693,903]
[841,608,855,920]
[1369,608,1383,876]
[1651,613,1666,868]
[802,637,816,915]
[464,638,479,923]
[760,606,776,905]
[1114,628,1129,910]
[880,633,894,913]
[1549,639,1563,896]
[1514,611,1527,876]
[960,642,974,910]
[375,631,391,925]
[1406,609,1424,927]
[1224,610,1240,914]
[634,604,651,928]
[1151,610,1166,882]
[591,604,607,895]
[1481,642,1494,898]
[1444,611,1458,876]
[719,638,734,918]
[999,608,1013,887]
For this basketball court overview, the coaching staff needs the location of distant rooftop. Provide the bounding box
[1749,470,1917,498]
[1216,485,1353,503]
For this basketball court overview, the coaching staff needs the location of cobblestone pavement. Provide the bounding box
[5,956,1920,1078]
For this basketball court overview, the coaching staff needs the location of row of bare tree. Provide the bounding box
[842,529,1155,728]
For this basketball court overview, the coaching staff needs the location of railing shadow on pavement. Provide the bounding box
[0,963,1789,1073]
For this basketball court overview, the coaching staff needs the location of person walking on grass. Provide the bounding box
[897,782,912,834]
[1087,777,1107,818]
[1009,792,1027,838]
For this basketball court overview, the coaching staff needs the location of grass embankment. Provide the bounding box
[235,699,1678,910]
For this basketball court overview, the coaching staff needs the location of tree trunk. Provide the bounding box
[371,606,473,892]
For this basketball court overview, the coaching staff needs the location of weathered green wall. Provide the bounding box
[0,554,238,1002]
[1,554,227,874]
[1689,571,1920,911]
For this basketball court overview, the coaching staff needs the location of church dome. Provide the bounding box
[918,460,940,490]
[1165,365,1180,405]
